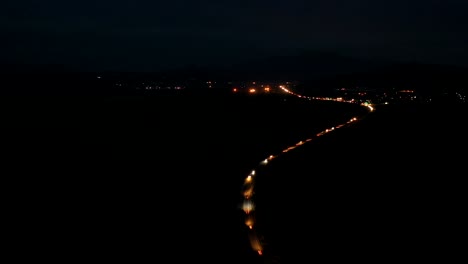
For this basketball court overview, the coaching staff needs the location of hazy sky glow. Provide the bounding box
[2,0,467,71]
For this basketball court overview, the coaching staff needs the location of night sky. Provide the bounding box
[2,0,467,71]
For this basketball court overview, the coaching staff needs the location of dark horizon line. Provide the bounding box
[2,49,468,74]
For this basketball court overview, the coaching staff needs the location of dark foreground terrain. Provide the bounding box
[3,92,466,263]
[3,93,369,263]
[254,102,467,263]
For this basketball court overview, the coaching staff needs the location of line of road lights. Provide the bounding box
[232,87,271,93]
[235,85,376,112]
[240,85,374,257]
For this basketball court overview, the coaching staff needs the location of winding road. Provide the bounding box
[240,85,375,259]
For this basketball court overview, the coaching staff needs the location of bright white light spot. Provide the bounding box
[242,200,255,213]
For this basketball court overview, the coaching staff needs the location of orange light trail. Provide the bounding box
[240,84,375,258]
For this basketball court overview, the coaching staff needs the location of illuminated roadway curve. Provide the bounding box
[240,85,375,260]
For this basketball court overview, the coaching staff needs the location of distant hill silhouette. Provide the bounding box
[305,62,468,93]
[0,63,79,74]
[161,51,467,91]
[1,51,467,96]
[202,51,385,81]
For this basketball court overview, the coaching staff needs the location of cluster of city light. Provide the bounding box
[240,85,375,257]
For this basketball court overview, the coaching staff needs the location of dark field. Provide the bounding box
[253,103,467,263]
[2,95,467,263]
[3,94,465,263]
[3,93,367,263]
